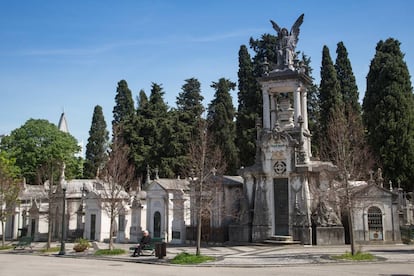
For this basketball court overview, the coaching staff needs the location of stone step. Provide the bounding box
[263,235,301,245]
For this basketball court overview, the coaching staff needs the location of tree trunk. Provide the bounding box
[109,210,114,250]
[345,173,355,255]
[1,221,5,247]
[196,205,202,256]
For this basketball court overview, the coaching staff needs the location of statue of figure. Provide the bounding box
[312,200,342,227]
[270,14,304,70]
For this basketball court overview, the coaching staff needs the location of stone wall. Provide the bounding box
[315,226,345,245]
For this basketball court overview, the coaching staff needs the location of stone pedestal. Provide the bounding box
[316,226,345,245]
[293,226,312,245]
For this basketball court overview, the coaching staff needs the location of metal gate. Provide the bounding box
[368,206,383,240]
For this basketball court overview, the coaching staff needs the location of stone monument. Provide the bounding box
[234,14,345,245]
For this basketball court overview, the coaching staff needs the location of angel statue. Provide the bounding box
[270,14,304,70]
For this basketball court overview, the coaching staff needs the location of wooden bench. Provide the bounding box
[129,237,164,256]
[13,236,33,250]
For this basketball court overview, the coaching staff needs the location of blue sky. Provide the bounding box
[1,0,413,152]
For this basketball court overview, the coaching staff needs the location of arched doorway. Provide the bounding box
[368,206,383,240]
[153,211,161,238]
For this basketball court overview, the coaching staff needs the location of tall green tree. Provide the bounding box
[334,42,370,179]
[301,53,320,157]
[249,34,278,76]
[207,78,238,174]
[0,151,20,246]
[319,46,343,160]
[335,42,361,115]
[112,79,135,130]
[84,105,109,179]
[137,89,148,110]
[132,83,175,179]
[363,38,414,191]
[175,78,205,175]
[236,45,262,167]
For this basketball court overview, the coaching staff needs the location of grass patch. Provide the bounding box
[39,246,60,253]
[0,245,13,250]
[332,251,375,261]
[170,252,215,264]
[94,248,126,256]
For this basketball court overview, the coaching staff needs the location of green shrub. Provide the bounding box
[94,248,126,256]
[0,245,13,250]
[73,238,91,252]
[171,252,215,264]
[332,251,375,261]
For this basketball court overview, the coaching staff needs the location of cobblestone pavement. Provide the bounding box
[5,241,414,267]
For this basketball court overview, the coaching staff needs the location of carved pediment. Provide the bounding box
[353,184,393,198]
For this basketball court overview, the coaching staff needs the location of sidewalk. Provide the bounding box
[7,241,414,267]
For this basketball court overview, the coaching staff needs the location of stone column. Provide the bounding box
[301,90,308,131]
[262,88,271,129]
[294,87,301,126]
[270,94,276,129]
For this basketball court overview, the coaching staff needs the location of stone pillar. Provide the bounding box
[301,90,308,131]
[270,94,276,129]
[252,176,271,242]
[294,87,301,126]
[263,88,271,129]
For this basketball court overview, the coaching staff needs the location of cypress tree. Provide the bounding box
[207,78,238,174]
[137,89,148,110]
[363,38,414,191]
[84,105,109,179]
[301,54,321,157]
[112,79,135,129]
[176,78,204,130]
[319,45,343,160]
[134,83,174,178]
[235,45,262,167]
[335,42,361,115]
[249,34,278,75]
[175,78,205,175]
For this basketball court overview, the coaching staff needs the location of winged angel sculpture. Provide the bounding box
[270,14,304,70]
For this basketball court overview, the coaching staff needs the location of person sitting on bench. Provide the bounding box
[132,230,151,257]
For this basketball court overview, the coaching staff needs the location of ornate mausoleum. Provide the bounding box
[1,15,411,246]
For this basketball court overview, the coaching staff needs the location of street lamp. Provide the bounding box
[58,181,67,255]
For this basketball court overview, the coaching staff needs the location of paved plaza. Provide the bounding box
[2,241,414,267]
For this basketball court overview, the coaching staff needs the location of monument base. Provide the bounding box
[316,226,345,245]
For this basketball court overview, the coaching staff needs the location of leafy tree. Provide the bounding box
[0,119,80,248]
[0,151,20,246]
[84,105,109,179]
[236,45,262,167]
[363,38,414,191]
[207,78,238,174]
[319,46,343,160]
[0,119,81,184]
